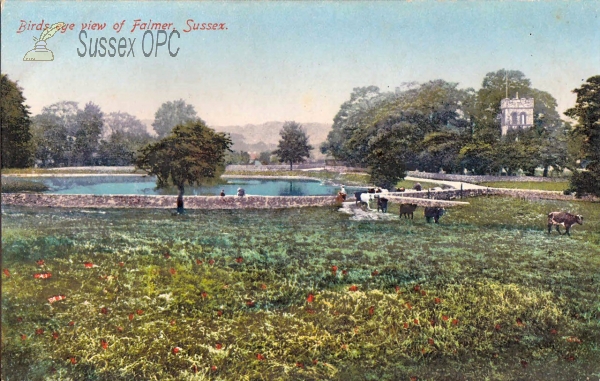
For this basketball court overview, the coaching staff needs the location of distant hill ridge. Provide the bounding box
[141,120,332,157]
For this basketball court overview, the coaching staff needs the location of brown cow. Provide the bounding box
[547,212,583,236]
[399,204,418,219]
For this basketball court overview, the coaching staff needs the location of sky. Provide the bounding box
[1,1,599,127]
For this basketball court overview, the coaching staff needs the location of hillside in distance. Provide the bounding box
[142,120,332,159]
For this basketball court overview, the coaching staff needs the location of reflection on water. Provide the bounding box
[27,176,353,197]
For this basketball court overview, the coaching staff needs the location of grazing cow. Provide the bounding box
[377,197,389,213]
[547,212,583,236]
[399,204,418,219]
[424,207,445,223]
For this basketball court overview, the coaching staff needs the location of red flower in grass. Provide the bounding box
[421,290,427,296]
[68,321,75,326]
[136,309,144,315]
[3,269,10,277]
[196,259,203,265]
[256,353,265,361]
[371,270,379,276]
[100,339,108,350]
[520,360,528,368]
[403,322,409,329]
[169,268,176,275]
[201,292,208,299]
[172,347,181,354]
[170,320,176,325]
[434,297,441,304]
[17,317,23,323]
[516,318,525,327]
[217,310,223,317]
[430,320,436,327]
[495,324,501,331]
[101,307,108,315]
[208,259,215,265]
[564,355,575,362]
[405,302,413,310]
[261,283,267,290]
[410,377,418,381]
[331,265,338,275]
[312,359,318,365]
[566,336,581,343]
[296,362,304,368]
[428,338,434,345]
[34,273,52,279]
[442,315,449,321]
[235,256,243,263]
[211,365,218,372]
[413,285,420,292]
[192,365,198,373]
[21,334,27,340]
[246,300,255,307]
[215,343,223,350]
[116,326,123,332]
[163,252,171,259]
[550,329,557,335]
[70,357,77,364]
[413,319,419,325]
[84,262,94,268]
[368,306,375,316]
[452,319,459,326]
[348,285,358,292]
[52,332,59,339]
[128,313,134,321]
[342,269,348,276]
[118,262,124,267]
[36,259,45,266]
[307,294,315,303]
[35,328,44,335]
[306,308,316,314]
[394,285,400,293]
[48,295,66,304]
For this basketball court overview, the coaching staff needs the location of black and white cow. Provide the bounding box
[547,212,583,236]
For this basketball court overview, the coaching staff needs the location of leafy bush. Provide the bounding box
[1,178,49,193]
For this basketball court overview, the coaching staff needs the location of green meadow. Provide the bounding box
[2,197,599,380]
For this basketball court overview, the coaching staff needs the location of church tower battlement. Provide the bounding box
[500,93,534,135]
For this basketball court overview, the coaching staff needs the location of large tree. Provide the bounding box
[97,112,154,166]
[565,75,600,196]
[32,101,80,167]
[72,102,104,166]
[273,121,313,170]
[1,74,34,168]
[151,99,199,138]
[135,120,232,213]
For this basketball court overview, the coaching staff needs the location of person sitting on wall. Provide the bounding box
[338,185,347,201]
[396,187,406,192]
[220,189,225,197]
[413,183,422,191]
[237,188,245,197]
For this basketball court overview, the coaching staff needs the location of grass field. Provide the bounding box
[2,197,599,380]
[480,181,570,192]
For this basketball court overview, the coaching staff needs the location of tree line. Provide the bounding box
[320,69,599,195]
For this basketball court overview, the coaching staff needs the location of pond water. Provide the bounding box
[28,176,356,196]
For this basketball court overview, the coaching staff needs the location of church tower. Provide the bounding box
[500,92,534,135]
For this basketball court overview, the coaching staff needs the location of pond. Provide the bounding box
[21,176,356,196]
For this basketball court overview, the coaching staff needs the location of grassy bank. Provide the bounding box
[2,197,599,380]
[480,181,569,192]
[1,178,49,193]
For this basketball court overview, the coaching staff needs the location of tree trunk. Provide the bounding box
[177,185,184,214]
[543,166,549,177]
[289,161,293,171]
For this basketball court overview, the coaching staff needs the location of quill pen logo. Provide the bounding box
[23,22,65,61]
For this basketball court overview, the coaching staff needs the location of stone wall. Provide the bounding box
[407,171,567,183]
[387,188,598,202]
[1,194,339,210]
[226,164,366,172]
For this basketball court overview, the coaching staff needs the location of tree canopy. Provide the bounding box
[135,120,233,212]
[565,75,600,196]
[151,99,199,138]
[273,121,313,170]
[1,74,34,168]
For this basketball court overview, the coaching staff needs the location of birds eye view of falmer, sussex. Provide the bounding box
[1,1,599,380]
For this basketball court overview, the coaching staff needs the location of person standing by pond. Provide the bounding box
[220,189,225,197]
[338,185,347,201]
[237,188,245,197]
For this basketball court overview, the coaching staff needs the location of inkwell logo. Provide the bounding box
[23,22,65,61]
